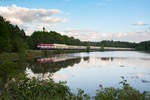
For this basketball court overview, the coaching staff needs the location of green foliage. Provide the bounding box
[99,46,104,51]
[1,76,150,100]
[135,41,150,51]
[0,61,18,79]
[86,46,90,52]
[0,52,17,62]
[0,16,12,52]
[28,31,81,49]
[1,16,149,53]
[1,16,150,53]
[101,40,137,48]
[95,77,150,100]
[28,31,138,49]
[1,77,89,100]
[0,16,27,53]
[81,40,137,48]
[76,89,91,100]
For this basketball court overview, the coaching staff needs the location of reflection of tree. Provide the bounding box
[110,57,114,61]
[83,57,90,63]
[0,60,27,91]
[100,57,114,61]
[101,57,110,61]
[83,57,89,61]
[28,58,81,74]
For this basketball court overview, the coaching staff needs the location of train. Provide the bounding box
[37,43,133,50]
[37,43,90,50]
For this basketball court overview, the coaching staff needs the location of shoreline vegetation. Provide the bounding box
[1,15,150,100]
[1,75,150,100]
[0,48,135,62]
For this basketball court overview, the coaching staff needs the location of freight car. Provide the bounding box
[37,43,88,50]
[37,43,133,51]
[37,44,55,49]
[54,44,68,49]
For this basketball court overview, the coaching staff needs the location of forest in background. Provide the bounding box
[0,16,150,53]
[1,16,150,100]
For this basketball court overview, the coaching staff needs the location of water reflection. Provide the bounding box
[101,57,110,61]
[28,56,81,74]
[141,79,150,83]
[83,57,90,62]
[26,51,150,96]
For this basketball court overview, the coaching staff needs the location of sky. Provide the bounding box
[0,0,150,42]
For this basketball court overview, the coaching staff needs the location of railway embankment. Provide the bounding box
[0,47,134,62]
[0,49,87,62]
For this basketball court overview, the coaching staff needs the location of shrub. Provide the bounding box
[95,77,150,100]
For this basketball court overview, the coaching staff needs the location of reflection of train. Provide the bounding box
[37,43,133,50]
[37,56,80,63]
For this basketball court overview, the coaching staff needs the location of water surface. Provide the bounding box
[26,51,150,96]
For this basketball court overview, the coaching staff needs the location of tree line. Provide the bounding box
[0,16,27,53]
[135,41,150,51]
[0,16,150,53]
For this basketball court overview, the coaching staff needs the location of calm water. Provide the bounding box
[26,51,150,96]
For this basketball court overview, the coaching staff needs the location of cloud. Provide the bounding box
[63,29,112,41]
[0,4,68,25]
[20,23,57,35]
[62,29,150,42]
[132,21,149,26]
[0,4,68,35]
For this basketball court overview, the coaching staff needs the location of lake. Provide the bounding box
[26,51,150,96]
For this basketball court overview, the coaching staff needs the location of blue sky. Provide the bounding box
[0,0,150,42]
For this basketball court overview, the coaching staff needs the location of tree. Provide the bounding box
[0,16,12,52]
[0,16,28,53]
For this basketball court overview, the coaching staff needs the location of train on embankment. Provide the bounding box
[37,43,134,51]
